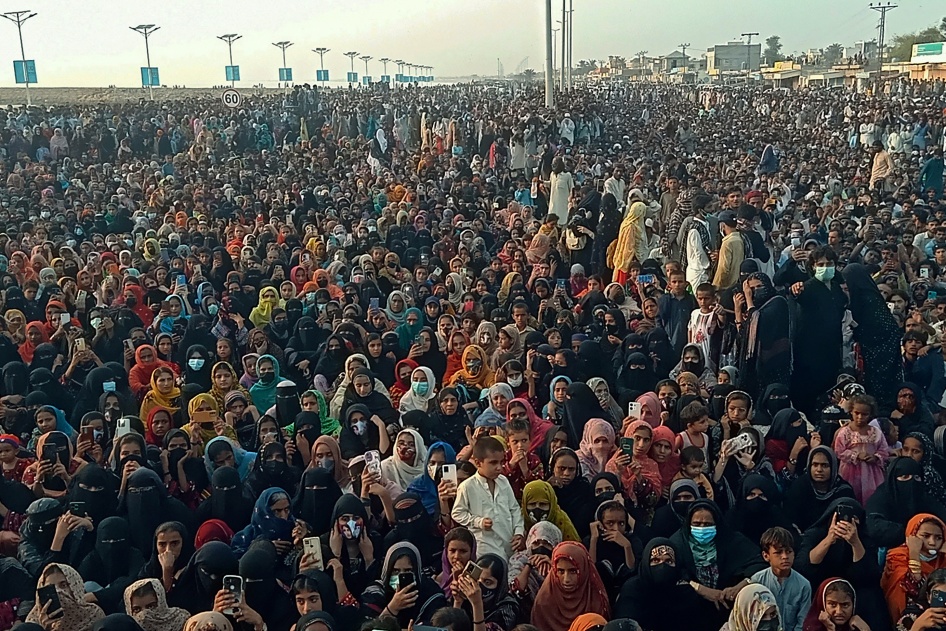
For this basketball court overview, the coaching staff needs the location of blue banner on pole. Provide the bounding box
[13,60,36,84]
[362,76,372,85]
[316,69,329,82]
[278,68,293,82]
[347,72,358,83]
[395,73,403,82]
[381,75,390,83]
[225,65,240,82]
[140,67,160,87]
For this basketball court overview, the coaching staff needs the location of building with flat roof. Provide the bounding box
[706,42,761,78]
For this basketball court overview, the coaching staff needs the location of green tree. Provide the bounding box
[824,43,844,66]
[575,59,598,75]
[941,16,946,38]
[521,68,537,81]
[764,35,784,64]
[889,26,943,62]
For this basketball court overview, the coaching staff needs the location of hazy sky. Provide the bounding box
[0,0,938,88]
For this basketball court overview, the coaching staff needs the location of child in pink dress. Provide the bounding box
[833,394,890,505]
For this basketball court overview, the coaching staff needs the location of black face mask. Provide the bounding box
[682,361,700,373]
[262,460,288,477]
[649,563,677,586]
[271,320,288,334]
[672,500,692,517]
[532,545,553,558]
[126,297,137,307]
[744,497,767,514]
[528,508,550,523]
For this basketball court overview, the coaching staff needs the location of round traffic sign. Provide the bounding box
[222,88,243,108]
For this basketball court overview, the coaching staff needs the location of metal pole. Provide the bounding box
[218,34,242,87]
[741,32,758,83]
[545,0,554,106]
[130,24,159,101]
[567,0,573,88]
[679,42,690,83]
[560,0,566,88]
[1,11,37,106]
[870,3,897,75]
[313,48,329,86]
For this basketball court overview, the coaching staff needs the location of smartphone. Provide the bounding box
[77,289,87,304]
[432,267,442,278]
[369,297,380,311]
[638,274,655,285]
[888,302,897,313]
[75,338,87,352]
[441,463,458,486]
[37,585,63,619]
[921,267,931,279]
[192,409,217,427]
[628,402,642,418]
[303,537,324,570]
[929,291,937,301]
[115,417,131,438]
[177,274,187,286]
[397,571,416,591]
[81,427,95,446]
[123,338,135,352]
[727,432,755,453]
[620,437,635,458]
[222,575,243,615]
[556,278,567,291]
[60,312,71,325]
[69,501,87,518]
[463,561,483,581]
[42,444,58,464]
[931,590,946,608]
[835,503,857,524]
[364,450,382,477]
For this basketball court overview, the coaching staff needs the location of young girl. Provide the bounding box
[0,434,32,483]
[834,394,890,505]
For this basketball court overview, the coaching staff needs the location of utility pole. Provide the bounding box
[380,57,390,80]
[637,50,648,82]
[870,2,897,73]
[130,23,159,101]
[217,33,242,86]
[559,0,568,91]
[552,28,559,75]
[544,0,554,106]
[741,32,759,82]
[344,51,359,85]
[567,0,573,88]
[679,42,690,83]
[360,55,372,85]
[312,47,330,85]
[273,41,293,91]
[394,60,404,87]
[1,10,37,106]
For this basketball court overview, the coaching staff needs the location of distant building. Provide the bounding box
[706,42,761,78]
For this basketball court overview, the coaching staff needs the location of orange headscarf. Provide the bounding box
[532,542,610,631]
[18,321,49,363]
[881,513,946,622]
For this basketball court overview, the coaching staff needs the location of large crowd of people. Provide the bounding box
[0,75,945,631]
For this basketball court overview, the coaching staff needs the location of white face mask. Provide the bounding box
[508,375,523,388]
[427,463,439,480]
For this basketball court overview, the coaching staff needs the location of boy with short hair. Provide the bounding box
[501,418,544,500]
[750,526,811,631]
[671,445,714,501]
[451,436,525,560]
[657,269,697,357]
[688,282,720,362]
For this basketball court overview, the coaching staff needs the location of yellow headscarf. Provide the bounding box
[139,366,181,421]
[521,480,580,541]
[249,286,279,328]
[609,201,647,272]
[449,345,495,389]
[183,392,237,445]
[209,361,253,411]
[497,272,522,306]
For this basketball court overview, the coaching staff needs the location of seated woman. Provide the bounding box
[338,368,399,435]
[764,406,819,479]
[231,487,303,562]
[202,436,256,482]
[77,516,145,614]
[548,448,594,540]
[604,420,661,524]
[245,441,300,498]
[713,426,776,512]
[577,419,616,481]
[522,480,580,541]
[587,499,642,602]
[361,541,447,627]
[882,514,946,623]
[720,584,782,631]
[669,499,766,629]
[338,404,391,460]
[531,541,611,631]
[380,428,428,491]
[139,366,182,426]
[650,478,700,538]
[183,394,238,449]
[23,429,84,499]
[452,553,519,631]
[145,407,175,448]
[795,498,888,631]
[508,522,561,615]
[25,562,105,631]
[129,345,177,401]
[783,445,856,534]
[802,577,869,631]
[325,493,382,597]
[867,456,946,550]
[896,568,946,631]
[726,473,795,548]
[123,578,191,631]
[208,361,256,417]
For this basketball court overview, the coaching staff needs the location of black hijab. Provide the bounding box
[562,382,610,448]
[195,465,253,532]
[293,467,343,536]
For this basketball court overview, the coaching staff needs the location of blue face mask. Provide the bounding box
[352,420,367,436]
[814,265,836,282]
[102,381,116,392]
[188,358,205,371]
[207,304,219,316]
[412,381,430,396]
[690,525,717,544]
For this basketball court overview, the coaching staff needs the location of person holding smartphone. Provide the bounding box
[361,541,447,627]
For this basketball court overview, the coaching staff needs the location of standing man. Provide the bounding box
[681,194,715,290]
[604,165,627,213]
[659,175,680,231]
[870,140,894,194]
[712,210,745,289]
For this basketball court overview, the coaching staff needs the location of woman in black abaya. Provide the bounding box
[736,273,792,407]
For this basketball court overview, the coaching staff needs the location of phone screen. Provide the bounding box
[620,437,634,458]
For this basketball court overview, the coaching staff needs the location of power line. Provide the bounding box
[869,2,897,72]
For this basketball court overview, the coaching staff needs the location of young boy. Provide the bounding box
[688,282,719,363]
[749,527,811,631]
[501,418,544,500]
[657,269,697,357]
[676,402,711,465]
[671,445,714,501]
[451,436,525,560]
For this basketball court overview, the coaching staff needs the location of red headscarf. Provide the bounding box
[123,284,154,327]
[508,397,554,452]
[129,344,177,399]
[194,519,234,549]
[144,406,173,447]
[881,513,946,622]
[18,321,49,363]
[389,358,419,409]
[651,425,681,495]
[532,542,610,631]
[803,577,858,631]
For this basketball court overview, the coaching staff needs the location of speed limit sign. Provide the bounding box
[222,88,243,108]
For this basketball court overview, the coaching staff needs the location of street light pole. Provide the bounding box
[545,0,554,106]
[741,32,759,83]
[344,51,359,85]
[1,10,37,106]
[380,57,391,81]
[637,50,648,82]
[560,0,566,89]
[130,24,159,101]
[312,47,330,86]
[567,0,573,88]
[360,55,372,85]
[217,33,242,87]
[273,41,293,92]
[679,42,690,83]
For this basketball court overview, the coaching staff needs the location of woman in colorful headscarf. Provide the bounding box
[313,269,344,301]
[183,393,237,446]
[522,480,580,541]
[721,583,781,631]
[650,425,681,496]
[248,355,282,413]
[606,420,662,515]
[531,541,611,631]
[249,286,280,328]
[26,563,104,631]
[129,344,176,400]
[123,578,191,631]
[398,366,438,415]
[209,361,253,413]
[18,322,49,364]
[506,397,553,452]
[609,201,647,286]
[395,307,424,352]
[384,290,409,325]
[882,513,946,622]
[802,577,865,631]
[4,309,26,344]
[448,344,495,392]
[139,366,181,423]
[577,419,617,481]
[388,358,419,410]
[123,284,154,327]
